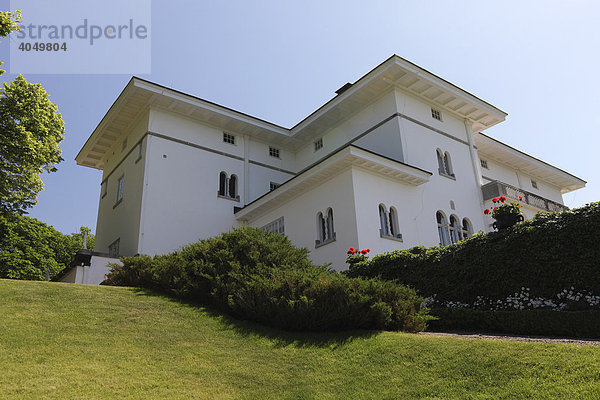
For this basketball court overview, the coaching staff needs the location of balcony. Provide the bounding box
[482,180,567,213]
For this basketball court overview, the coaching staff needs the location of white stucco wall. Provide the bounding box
[249,168,359,270]
[95,116,148,256]
[137,133,244,255]
[59,256,119,285]
[294,90,398,171]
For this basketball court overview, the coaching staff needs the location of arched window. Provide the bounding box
[326,208,334,241]
[444,152,453,176]
[316,208,335,246]
[462,218,473,239]
[449,215,461,244]
[229,174,238,198]
[379,204,389,236]
[436,211,450,246]
[317,212,326,243]
[436,149,445,174]
[389,207,399,238]
[218,172,227,196]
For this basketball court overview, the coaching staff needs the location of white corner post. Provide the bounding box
[243,135,250,205]
[465,119,485,211]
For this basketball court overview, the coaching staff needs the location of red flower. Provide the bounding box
[492,198,497,203]
[499,196,506,202]
[366,249,370,253]
[519,196,523,200]
[361,250,367,254]
[484,209,490,215]
[494,207,498,210]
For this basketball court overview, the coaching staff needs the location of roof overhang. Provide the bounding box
[475,133,586,193]
[77,55,507,170]
[235,145,431,222]
[76,78,293,170]
[290,55,507,138]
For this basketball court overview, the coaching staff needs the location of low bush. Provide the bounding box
[428,308,600,338]
[105,227,431,332]
[346,203,600,310]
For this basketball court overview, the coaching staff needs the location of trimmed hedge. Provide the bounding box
[346,203,600,307]
[429,308,600,338]
[105,227,431,332]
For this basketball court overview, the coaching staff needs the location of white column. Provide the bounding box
[465,119,485,211]
[243,135,249,205]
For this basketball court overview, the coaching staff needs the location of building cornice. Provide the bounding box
[234,145,431,223]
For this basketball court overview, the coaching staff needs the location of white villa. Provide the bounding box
[61,55,586,284]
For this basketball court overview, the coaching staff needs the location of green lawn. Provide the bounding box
[1,279,599,399]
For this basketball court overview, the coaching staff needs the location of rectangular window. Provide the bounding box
[262,217,284,235]
[223,132,236,145]
[480,159,488,169]
[314,137,323,152]
[531,179,538,189]
[108,238,120,258]
[270,182,280,191]
[431,108,442,121]
[135,143,143,163]
[269,146,280,158]
[115,175,124,204]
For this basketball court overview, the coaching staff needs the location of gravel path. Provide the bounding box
[419,331,600,347]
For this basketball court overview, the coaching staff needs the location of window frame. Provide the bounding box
[223,132,236,145]
[114,175,124,207]
[437,211,450,246]
[315,208,336,247]
[314,137,323,152]
[262,217,285,235]
[108,238,120,258]
[269,146,280,159]
[431,108,442,121]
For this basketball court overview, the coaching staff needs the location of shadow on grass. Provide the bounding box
[127,286,381,349]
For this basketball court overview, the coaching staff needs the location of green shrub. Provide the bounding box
[346,202,600,309]
[105,226,431,332]
[0,213,93,280]
[428,308,600,338]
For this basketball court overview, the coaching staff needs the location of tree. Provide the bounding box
[0,10,65,214]
[0,212,94,280]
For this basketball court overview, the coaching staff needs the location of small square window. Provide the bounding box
[269,147,280,158]
[223,132,236,145]
[431,108,442,121]
[480,159,488,169]
[270,182,280,191]
[531,180,538,189]
[314,137,323,152]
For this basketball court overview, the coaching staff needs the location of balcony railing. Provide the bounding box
[482,180,567,213]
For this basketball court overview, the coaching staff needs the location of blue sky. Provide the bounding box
[1,0,598,234]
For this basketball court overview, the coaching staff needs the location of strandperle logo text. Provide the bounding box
[15,19,148,45]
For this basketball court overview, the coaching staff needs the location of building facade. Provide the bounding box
[70,55,585,283]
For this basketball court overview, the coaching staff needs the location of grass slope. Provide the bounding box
[1,279,599,399]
